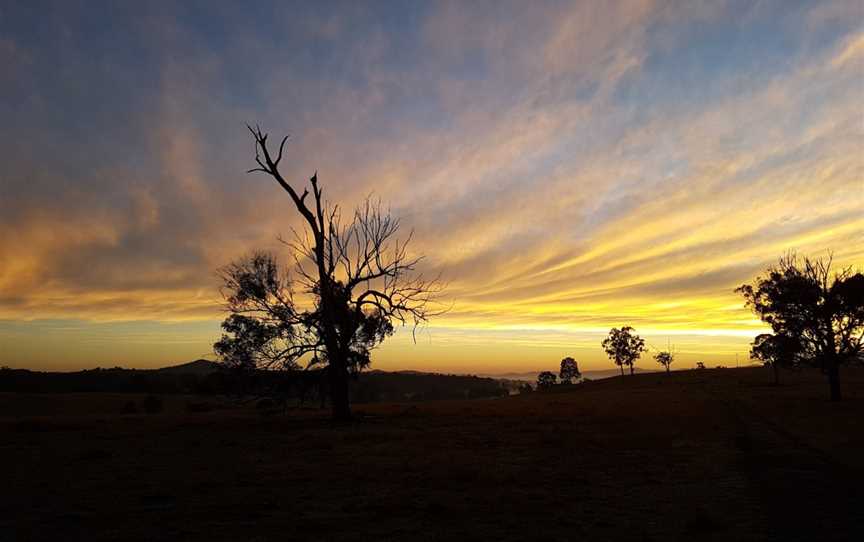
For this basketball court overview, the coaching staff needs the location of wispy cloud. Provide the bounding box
[0,1,861,370]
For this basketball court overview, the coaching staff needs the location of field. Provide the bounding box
[2,367,863,541]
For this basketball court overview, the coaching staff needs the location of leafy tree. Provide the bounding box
[559,357,581,384]
[215,127,442,420]
[537,371,557,389]
[737,254,864,401]
[601,326,646,376]
[749,332,803,386]
[695,361,706,370]
[518,383,534,394]
[654,350,674,374]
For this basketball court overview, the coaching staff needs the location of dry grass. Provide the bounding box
[2,367,863,541]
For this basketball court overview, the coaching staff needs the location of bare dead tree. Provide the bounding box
[215,126,443,420]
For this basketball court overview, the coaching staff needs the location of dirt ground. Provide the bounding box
[2,367,863,541]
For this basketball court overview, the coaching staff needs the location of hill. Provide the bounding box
[156,359,222,375]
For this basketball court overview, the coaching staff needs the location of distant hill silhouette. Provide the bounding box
[156,359,222,375]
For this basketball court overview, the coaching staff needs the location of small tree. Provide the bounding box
[695,361,706,370]
[518,383,534,394]
[737,253,864,401]
[654,351,673,374]
[559,357,581,384]
[537,371,557,390]
[749,332,802,386]
[601,326,646,376]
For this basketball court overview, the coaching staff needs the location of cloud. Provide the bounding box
[0,1,861,369]
[831,30,864,68]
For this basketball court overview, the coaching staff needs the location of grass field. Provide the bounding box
[2,367,863,541]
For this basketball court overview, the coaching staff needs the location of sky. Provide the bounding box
[1,0,862,374]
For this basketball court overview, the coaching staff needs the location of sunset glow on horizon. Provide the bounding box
[1,1,862,373]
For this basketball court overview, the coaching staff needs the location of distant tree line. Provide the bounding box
[0,366,234,395]
[0,366,506,404]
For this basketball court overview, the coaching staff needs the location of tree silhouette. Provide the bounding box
[601,326,645,376]
[737,253,863,401]
[537,371,557,389]
[654,351,673,374]
[559,357,581,384]
[749,332,802,386]
[215,127,442,420]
